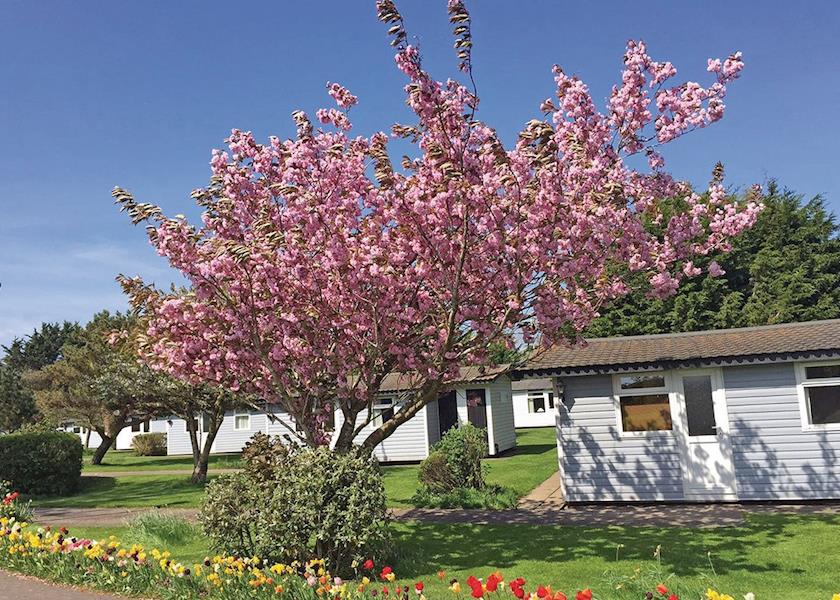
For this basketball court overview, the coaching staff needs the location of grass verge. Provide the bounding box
[54,512,840,599]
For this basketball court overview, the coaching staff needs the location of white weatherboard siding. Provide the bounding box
[488,376,516,454]
[724,362,840,500]
[334,403,431,462]
[166,418,196,456]
[512,391,556,428]
[559,374,685,502]
[63,420,166,451]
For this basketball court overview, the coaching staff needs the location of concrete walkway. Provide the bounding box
[34,501,840,530]
[35,506,198,527]
[0,570,131,599]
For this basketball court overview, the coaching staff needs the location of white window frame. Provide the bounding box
[233,410,251,431]
[795,360,840,432]
[371,397,395,428]
[527,390,553,413]
[612,370,677,438]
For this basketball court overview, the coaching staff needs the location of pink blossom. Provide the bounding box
[114,10,760,451]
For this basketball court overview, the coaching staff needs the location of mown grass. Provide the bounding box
[32,475,210,508]
[64,512,840,599]
[382,427,557,507]
[39,428,556,509]
[81,450,242,472]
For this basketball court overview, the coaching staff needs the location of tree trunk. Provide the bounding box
[190,416,222,484]
[360,382,441,453]
[91,433,114,465]
[84,429,91,449]
[186,414,201,465]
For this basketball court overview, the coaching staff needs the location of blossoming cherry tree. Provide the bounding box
[114,0,761,451]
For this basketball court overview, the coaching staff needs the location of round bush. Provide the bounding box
[0,431,82,496]
[131,432,167,456]
[200,440,390,575]
[419,422,487,492]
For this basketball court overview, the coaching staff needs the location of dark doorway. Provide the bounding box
[466,388,488,429]
[437,390,458,438]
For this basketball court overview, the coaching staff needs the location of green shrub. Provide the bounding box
[200,472,261,558]
[0,430,82,496]
[410,484,519,509]
[131,432,167,456]
[419,423,487,492]
[200,439,390,575]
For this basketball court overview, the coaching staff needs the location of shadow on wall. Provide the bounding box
[729,416,840,500]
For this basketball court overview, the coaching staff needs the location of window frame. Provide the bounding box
[612,370,676,438]
[233,410,251,432]
[371,397,395,428]
[526,390,555,414]
[795,360,840,432]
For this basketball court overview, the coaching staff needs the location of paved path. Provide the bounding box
[35,506,199,527]
[0,570,132,599]
[34,501,840,530]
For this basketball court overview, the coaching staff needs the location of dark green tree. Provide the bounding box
[587,183,840,337]
[0,321,81,431]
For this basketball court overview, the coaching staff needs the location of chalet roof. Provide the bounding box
[518,319,840,376]
[378,364,510,393]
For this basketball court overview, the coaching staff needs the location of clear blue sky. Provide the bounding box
[1,1,838,347]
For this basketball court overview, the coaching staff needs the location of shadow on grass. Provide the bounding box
[495,443,556,457]
[32,475,210,508]
[391,513,840,581]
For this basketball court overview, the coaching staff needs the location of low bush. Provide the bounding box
[132,432,167,456]
[201,435,390,575]
[0,430,82,495]
[411,483,519,509]
[419,423,487,492]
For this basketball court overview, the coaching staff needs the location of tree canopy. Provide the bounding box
[112,0,759,452]
[586,183,840,337]
[0,321,81,431]
[30,311,164,464]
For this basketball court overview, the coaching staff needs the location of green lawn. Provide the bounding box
[81,450,242,472]
[383,427,558,507]
[42,428,556,509]
[33,475,210,508]
[65,513,840,599]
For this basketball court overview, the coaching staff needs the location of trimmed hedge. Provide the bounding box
[132,432,167,456]
[0,431,83,496]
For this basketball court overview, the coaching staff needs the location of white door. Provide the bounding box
[673,369,738,501]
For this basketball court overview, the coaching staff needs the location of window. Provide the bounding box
[528,391,545,413]
[614,371,673,433]
[800,363,840,427]
[620,374,667,391]
[527,390,555,413]
[234,411,251,431]
[131,418,151,433]
[72,426,81,434]
[682,375,717,436]
[372,398,395,427]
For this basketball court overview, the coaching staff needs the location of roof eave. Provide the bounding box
[513,349,840,378]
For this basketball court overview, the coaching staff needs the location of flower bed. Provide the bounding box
[0,516,761,600]
[0,487,835,600]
